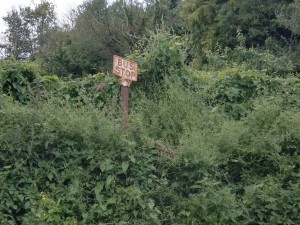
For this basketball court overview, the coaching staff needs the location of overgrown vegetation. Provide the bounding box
[1,0,300,224]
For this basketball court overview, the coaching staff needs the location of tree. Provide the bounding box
[18,0,184,76]
[28,0,57,56]
[40,0,153,76]
[144,0,182,34]
[180,0,296,67]
[180,0,219,63]
[2,8,31,59]
[277,0,300,35]
[2,1,57,60]
[276,0,300,71]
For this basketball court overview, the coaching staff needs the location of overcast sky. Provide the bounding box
[0,0,86,34]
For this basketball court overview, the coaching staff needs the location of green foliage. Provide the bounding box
[1,5,300,224]
[0,59,38,102]
[191,65,300,119]
[2,8,31,59]
[180,0,217,57]
[40,0,167,76]
[131,80,200,146]
[216,99,299,183]
[1,69,300,224]
[0,96,163,224]
[184,179,244,225]
[129,29,187,98]
[243,180,300,224]
[204,31,294,75]
[277,0,300,35]
[143,0,182,34]
[276,0,300,71]
[191,68,266,119]
[2,1,57,59]
[0,58,120,107]
[39,31,105,76]
[42,73,120,108]
[180,0,299,72]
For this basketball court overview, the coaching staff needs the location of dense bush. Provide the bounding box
[1,31,300,224]
[0,96,166,224]
[0,60,38,102]
[129,30,188,99]
[39,73,120,108]
[0,59,120,108]
[1,71,300,224]
[203,32,294,76]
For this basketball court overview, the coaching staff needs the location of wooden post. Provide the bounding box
[119,79,132,134]
[121,85,129,132]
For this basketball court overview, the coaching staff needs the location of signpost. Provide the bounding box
[112,55,138,132]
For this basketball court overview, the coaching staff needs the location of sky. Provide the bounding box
[0,0,86,34]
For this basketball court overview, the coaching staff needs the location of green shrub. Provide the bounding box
[131,79,202,146]
[129,29,188,99]
[0,60,38,102]
[0,95,174,224]
[243,179,300,224]
[203,32,294,75]
[183,179,245,225]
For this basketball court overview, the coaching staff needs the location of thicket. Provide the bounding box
[0,0,300,223]
[1,30,300,224]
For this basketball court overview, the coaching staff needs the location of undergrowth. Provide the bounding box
[1,73,300,224]
[1,31,300,224]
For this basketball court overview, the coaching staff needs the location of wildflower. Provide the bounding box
[32,200,38,205]
[40,192,47,201]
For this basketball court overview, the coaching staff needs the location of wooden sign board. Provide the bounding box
[112,55,138,81]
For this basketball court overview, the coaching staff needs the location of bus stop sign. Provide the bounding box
[112,55,138,82]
